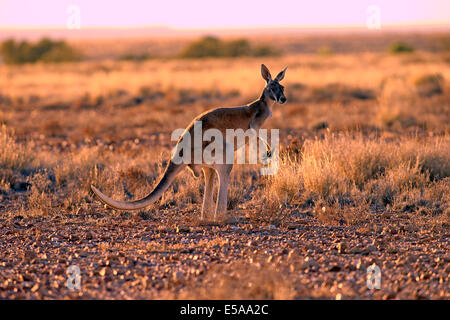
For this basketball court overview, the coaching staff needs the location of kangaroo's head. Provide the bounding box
[261,64,287,104]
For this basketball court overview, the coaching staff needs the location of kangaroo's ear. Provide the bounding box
[261,64,272,83]
[275,67,287,82]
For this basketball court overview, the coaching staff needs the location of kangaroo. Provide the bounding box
[91,64,287,221]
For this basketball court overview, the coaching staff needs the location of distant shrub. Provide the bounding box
[413,73,444,97]
[436,36,450,52]
[0,38,80,64]
[307,83,375,102]
[377,105,418,128]
[180,36,225,58]
[253,45,280,57]
[179,36,279,58]
[225,39,252,57]
[389,41,414,54]
[40,119,63,137]
[317,46,333,56]
[120,53,152,61]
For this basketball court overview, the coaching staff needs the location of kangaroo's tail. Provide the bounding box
[91,161,184,210]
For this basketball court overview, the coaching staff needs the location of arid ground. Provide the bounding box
[0,33,449,299]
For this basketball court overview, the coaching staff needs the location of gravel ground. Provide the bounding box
[0,205,448,300]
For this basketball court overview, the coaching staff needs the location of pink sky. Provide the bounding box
[0,0,449,29]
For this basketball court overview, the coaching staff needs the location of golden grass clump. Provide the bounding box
[384,161,428,192]
[267,134,450,214]
[53,146,128,210]
[26,170,54,216]
[266,159,302,204]
[397,137,450,180]
[0,125,34,171]
[299,135,390,193]
[300,154,346,198]
[54,146,104,187]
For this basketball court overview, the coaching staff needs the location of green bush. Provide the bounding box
[0,38,80,64]
[225,39,252,57]
[179,36,279,58]
[389,41,414,54]
[253,45,280,57]
[180,36,224,58]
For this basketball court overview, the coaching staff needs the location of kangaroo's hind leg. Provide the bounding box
[201,167,216,220]
[214,163,233,221]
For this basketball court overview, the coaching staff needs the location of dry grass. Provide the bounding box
[0,35,449,299]
[1,49,449,220]
[0,125,35,171]
[266,134,449,222]
[0,46,448,220]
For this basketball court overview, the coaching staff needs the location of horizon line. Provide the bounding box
[1,21,450,31]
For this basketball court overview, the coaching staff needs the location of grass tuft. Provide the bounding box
[0,125,35,172]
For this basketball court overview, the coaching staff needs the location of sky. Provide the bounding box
[0,0,449,29]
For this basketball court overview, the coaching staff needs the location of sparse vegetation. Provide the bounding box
[0,38,80,64]
[389,41,415,54]
[0,125,34,171]
[120,53,152,61]
[413,73,444,97]
[179,36,279,58]
[317,46,333,56]
[0,33,449,300]
[268,134,449,215]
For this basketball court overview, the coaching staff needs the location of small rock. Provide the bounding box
[337,242,347,254]
[99,267,111,277]
[300,257,318,270]
[176,226,190,233]
[362,245,377,255]
[247,240,258,247]
[329,265,342,272]
[173,271,184,282]
[288,248,300,260]
[349,246,364,254]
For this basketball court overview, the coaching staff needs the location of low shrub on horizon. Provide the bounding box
[389,41,415,54]
[179,36,280,58]
[0,38,80,64]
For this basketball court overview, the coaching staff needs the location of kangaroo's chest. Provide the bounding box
[250,108,271,130]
